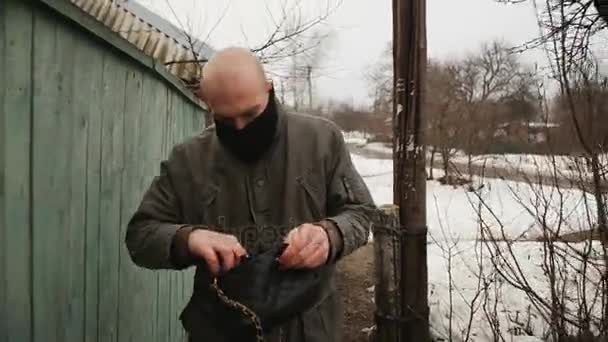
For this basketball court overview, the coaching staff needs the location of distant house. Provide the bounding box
[494,121,560,144]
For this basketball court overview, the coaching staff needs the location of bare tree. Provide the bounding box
[158,0,342,95]
[250,0,342,64]
[430,29,607,338]
[429,196,488,342]
[367,42,393,116]
[545,2,608,335]
[360,43,395,147]
[425,60,463,182]
[274,29,335,112]
[552,71,608,152]
[498,0,607,66]
[451,34,608,340]
[425,2,608,341]
[451,40,537,180]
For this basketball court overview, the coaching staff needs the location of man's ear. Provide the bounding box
[265,79,273,92]
[195,84,206,102]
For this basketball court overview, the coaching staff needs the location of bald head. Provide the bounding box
[198,47,272,129]
[203,47,266,86]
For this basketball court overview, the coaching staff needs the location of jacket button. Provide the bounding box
[256,179,265,187]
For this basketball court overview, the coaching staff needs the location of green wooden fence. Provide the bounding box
[1,1,206,341]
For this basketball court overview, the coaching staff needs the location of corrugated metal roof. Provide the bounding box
[70,0,213,87]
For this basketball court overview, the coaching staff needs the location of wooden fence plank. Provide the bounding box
[177,96,191,342]
[3,1,33,341]
[83,50,105,342]
[30,10,57,340]
[55,17,87,342]
[170,98,184,342]
[196,106,204,134]
[31,7,74,341]
[161,89,177,341]
[170,91,193,342]
[0,1,7,341]
[97,52,127,342]
[179,103,200,342]
[175,94,189,342]
[51,22,77,342]
[132,71,163,340]
[150,80,171,342]
[118,68,156,342]
[65,24,106,342]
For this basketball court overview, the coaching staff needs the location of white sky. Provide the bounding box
[134,0,604,108]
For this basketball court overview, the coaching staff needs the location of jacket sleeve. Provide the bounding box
[323,128,377,261]
[125,146,194,270]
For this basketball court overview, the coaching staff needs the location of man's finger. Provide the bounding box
[281,225,322,267]
[291,237,326,268]
[278,243,299,266]
[294,237,317,260]
[284,247,308,269]
[301,247,328,269]
[218,246,236,273]
[297,225,314,244]
[283,227,299,244]
[234,244,248,264]
[235,243,247,257]
[199,246,221,276]
[279,227,304,264]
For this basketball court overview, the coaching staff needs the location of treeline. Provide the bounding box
[328,39,608,156]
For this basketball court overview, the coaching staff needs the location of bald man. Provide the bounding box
[125,47,376,342]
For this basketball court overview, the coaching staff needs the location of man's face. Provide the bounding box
[201,80,272,130]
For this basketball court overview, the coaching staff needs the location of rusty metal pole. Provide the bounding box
[392,0,430,340]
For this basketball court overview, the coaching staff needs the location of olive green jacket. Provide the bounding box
[125,102,376,341]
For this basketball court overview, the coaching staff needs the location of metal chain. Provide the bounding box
[209,278,265,342]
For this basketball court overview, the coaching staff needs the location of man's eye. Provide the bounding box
[214,114,230,123]
[246,109,260,118]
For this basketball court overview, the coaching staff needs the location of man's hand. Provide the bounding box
[188,229,248,276]
[278,223,330,269]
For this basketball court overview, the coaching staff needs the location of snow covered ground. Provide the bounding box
[344,133,601,182]
[350,152,604,341]
[351,153,596,241]
[450,152,597,181]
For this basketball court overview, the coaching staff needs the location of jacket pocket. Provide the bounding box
[297,172,325,221]
[197,183,219,225]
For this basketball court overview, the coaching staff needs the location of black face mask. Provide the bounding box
[214,90,278,164]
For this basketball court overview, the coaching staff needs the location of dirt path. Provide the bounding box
[337,243,375,342]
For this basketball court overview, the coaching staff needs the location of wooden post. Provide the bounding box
[372,204,402,341]
[392,0,430,340]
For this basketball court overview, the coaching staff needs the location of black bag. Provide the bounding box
[207,242,331,341]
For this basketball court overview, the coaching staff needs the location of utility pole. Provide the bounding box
[307,65,313,110]
[392,0,429,339]
[291,52,299,112]
[280,78,286,105]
